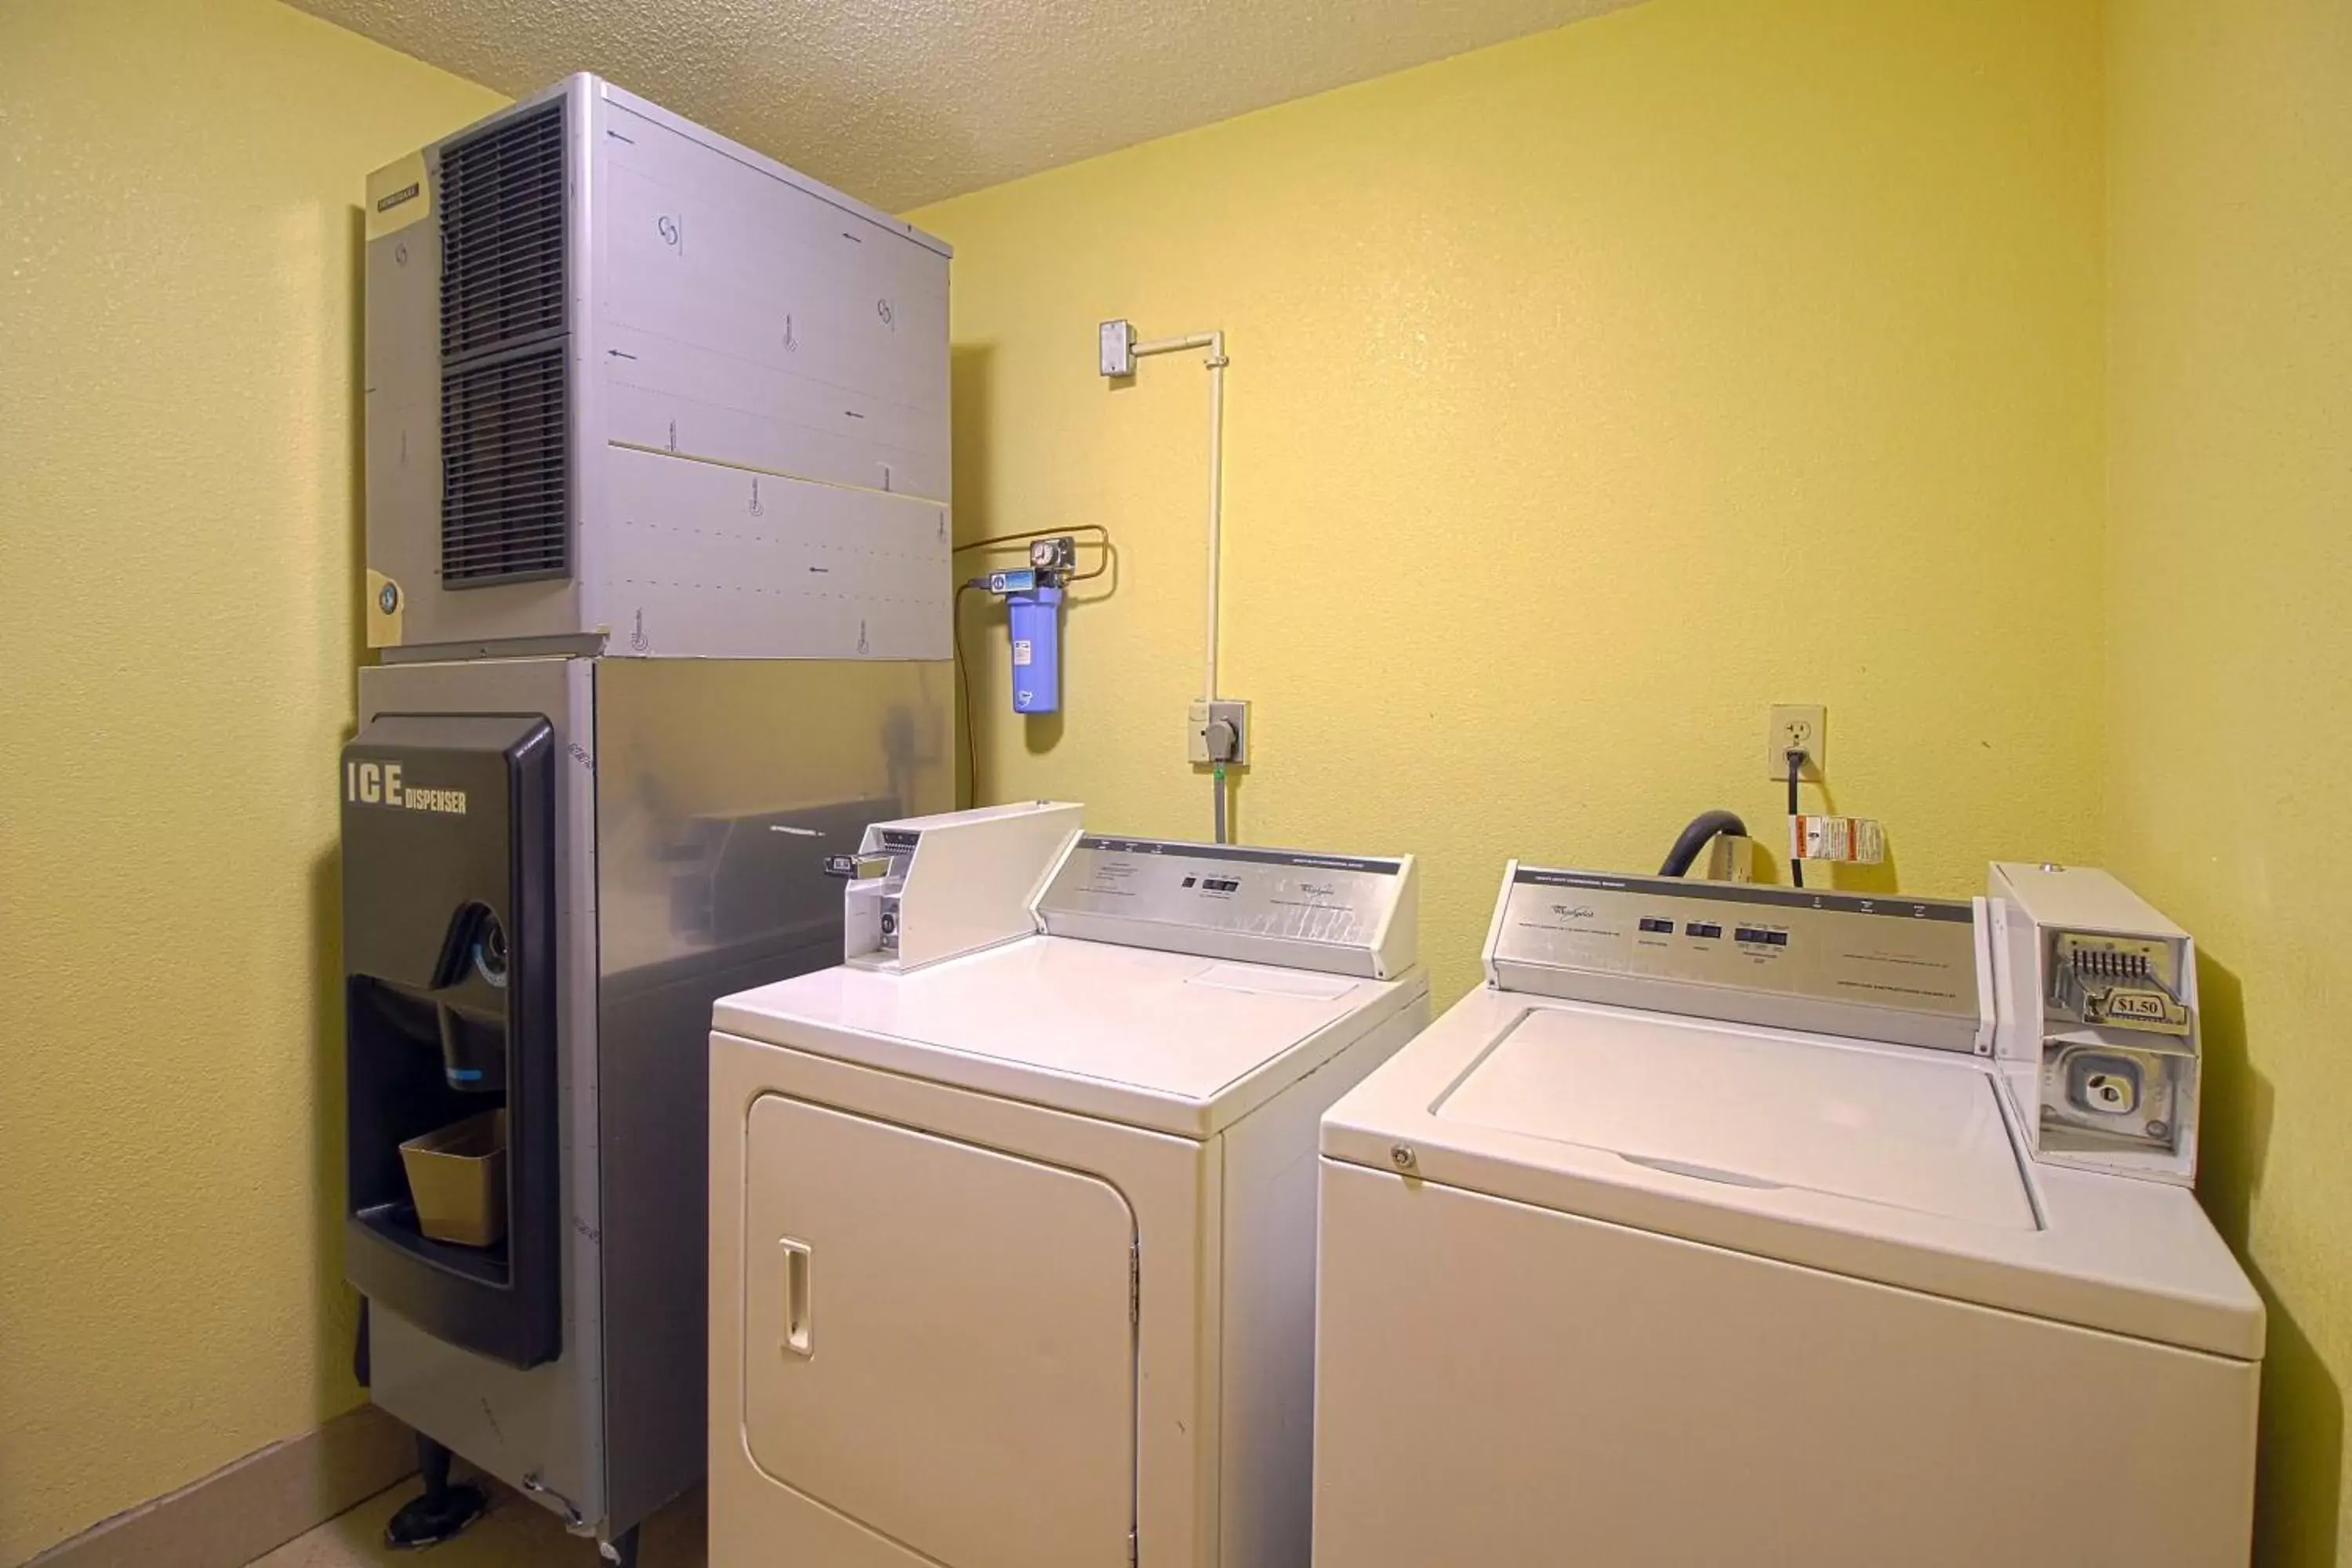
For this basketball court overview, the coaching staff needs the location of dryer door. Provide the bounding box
[741,1094,1138,1566]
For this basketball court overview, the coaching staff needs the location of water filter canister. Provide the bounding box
[1007,585,1063,713]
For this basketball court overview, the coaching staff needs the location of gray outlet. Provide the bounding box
[1187,699,1250,765]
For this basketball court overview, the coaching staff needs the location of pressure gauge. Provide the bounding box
[1026,535,1078,575]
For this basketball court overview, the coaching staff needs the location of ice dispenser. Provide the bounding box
[343,714,559,1368]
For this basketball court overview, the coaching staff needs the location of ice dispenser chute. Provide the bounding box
[341,713,560,1369]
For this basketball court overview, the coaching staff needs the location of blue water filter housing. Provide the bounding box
[1007,585,1063,713]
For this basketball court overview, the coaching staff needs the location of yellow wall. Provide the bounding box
[2106,2,2352,1560]
[0,4,500,1559]
[913,0,2107,1003]
[2,0,2337,1559]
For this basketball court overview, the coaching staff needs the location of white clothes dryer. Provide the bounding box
[712,833,1428,1568]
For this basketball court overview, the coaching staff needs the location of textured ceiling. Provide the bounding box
[289,0,1650,212]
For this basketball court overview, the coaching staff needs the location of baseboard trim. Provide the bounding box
[23,1403,418,1568]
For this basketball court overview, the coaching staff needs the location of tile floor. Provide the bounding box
[249,1479,706,1568]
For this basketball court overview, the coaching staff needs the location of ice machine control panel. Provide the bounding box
[1486,865,1989,1054]
[1035,836,1417,979]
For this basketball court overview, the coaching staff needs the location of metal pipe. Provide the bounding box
[1132,329,1228,702]
[1204,336,1225,702]
[1132,332,1218,357]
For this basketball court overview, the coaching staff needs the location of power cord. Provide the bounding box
[1658,811,1748,878]
[1786,747,1807,888]
[1205,716,1240,844]
[953,583,978,808]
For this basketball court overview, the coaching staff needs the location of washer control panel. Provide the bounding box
[1487,865,1986,1053]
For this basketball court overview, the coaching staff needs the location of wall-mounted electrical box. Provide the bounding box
[835,801,1083,972]
[1989,862,2201,1185]
[1098,319,1136,378]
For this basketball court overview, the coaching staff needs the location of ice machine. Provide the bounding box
[343,71,953,1566]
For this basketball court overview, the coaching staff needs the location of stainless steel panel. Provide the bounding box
[356,655,948,1537]
[1488,867,1982,1053]
[359,655,607,1523]
[592,657,949,1530]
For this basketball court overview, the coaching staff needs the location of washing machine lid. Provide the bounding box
[716,935,1424,1137]
[1323,992,2264,1360]
[1435,1006,2035,1229]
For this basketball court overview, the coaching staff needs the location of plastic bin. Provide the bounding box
[399,1109,509,1247]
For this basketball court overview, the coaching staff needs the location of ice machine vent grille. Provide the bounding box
[437,99,570,587]
[439,101,566,361]
[441,345,569,586]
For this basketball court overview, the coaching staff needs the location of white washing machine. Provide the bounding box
[710,833,1429,1568]
[1314,862,2263,1568]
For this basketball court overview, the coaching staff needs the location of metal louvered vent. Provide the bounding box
[440,102,567,361]
[442,346,569,586]
[438,100,570,587]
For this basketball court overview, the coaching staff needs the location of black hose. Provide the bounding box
[1787,749,1806,888]
[1659,811,1749,878]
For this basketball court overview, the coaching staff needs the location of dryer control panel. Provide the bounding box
[1035,836,1417,979]
[1486,865,1990,1054]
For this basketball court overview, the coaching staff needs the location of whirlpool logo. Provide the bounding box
[345,760,468,816]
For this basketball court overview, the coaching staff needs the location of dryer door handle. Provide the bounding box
[779,1236,814,1357]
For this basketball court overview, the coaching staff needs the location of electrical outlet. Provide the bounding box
[1766,704,1825,780]
[1188,699,1250,765]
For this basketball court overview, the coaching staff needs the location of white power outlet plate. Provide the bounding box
[1188,699,1250,765]
[1766,704,1825,780]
